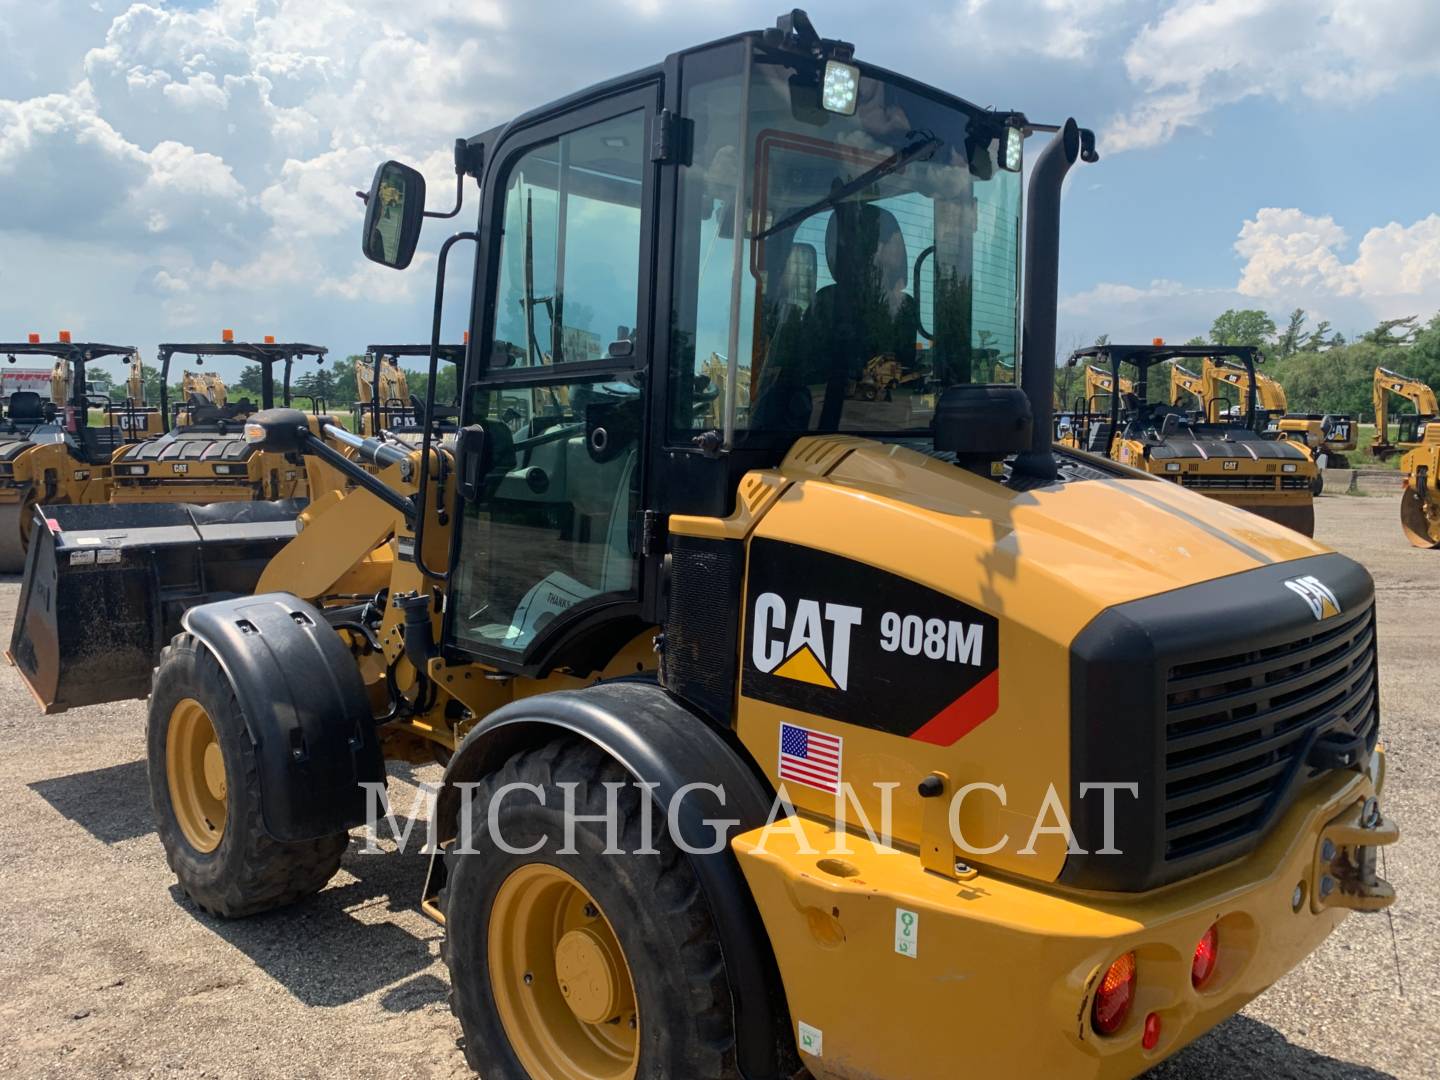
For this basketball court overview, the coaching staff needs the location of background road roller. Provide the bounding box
[109,335,326,505]
[1067,343,1318,533]
[10,11,1398,1079]
[353,343,464,438]
[1399,421,1440,547]
[0,334,149,569]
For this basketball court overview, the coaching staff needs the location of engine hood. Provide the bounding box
[787,438,1326,616]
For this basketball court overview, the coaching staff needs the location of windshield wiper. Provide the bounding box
[756,131,941,241]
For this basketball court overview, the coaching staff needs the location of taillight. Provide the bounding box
[1092,952,1136,1036]
[1141,1011,1161,1050]
[1192,924,1219,988]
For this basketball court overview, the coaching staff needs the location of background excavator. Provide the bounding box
[109,334,326,505]
[1056,364,1133,451]
[1169,362,1208,415]
[0,333,150,569]
[8,11,1396,1079]
[1371,365,1437,461]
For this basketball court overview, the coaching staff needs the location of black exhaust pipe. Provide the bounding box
[1012,118,1087,483]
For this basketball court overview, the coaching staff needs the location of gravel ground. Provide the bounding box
[0,492,1433,1079]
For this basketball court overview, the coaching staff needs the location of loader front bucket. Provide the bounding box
[7,499,303,713]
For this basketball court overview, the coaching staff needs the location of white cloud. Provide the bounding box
[948,0,1135,60]
[1236,206,1440,316]
[1107,0,1440,151]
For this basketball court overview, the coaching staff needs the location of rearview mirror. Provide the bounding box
[362,161,426,269]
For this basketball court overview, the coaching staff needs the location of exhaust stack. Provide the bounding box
[1012,118,1087,483]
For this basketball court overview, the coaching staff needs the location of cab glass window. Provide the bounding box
[491,111,646,369]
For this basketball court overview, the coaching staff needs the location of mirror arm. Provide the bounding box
[422,169,465,220]
[412,230,481,584]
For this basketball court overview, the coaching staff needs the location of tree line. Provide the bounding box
[1065,309,1440,421]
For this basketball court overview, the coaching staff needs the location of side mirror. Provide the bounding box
[361,161,426,269]
[455,423,493,503]
[243,407,310,453]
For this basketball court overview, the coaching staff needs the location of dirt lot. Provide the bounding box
[0,492,1435,1079]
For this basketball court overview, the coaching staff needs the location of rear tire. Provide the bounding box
[442,738,737,1079]
[147,633,349,917]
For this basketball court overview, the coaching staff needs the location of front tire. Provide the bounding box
[147,633,349,917]
[442,739,737,1079]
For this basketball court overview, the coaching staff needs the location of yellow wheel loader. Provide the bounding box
[1371,365,1437,461]
[109,336,326,505]
[11,11,1397,1078]
[0,334,152,570]
[1069,344,1318,533]
[353,343,465,439]
[1398,422,1440,547]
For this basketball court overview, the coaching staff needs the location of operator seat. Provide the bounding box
[7,391,43,422]
[811,203,920,430]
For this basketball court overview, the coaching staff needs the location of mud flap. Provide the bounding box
[6,499,304,713]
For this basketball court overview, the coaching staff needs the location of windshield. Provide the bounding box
[669,43,1022,439]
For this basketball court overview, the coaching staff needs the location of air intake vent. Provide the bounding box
[1161,604,1377,861]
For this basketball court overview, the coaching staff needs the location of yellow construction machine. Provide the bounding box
[1055,365,1132,452]
[354,343,465,439]
[1169,362,1207,415]
[1069,344,1318,532]
[0,334,152,569]
[1371,365,1437,460]
[10,11,1397,1079]
[109,335,326,505]
[1398,422,1440,547]
[1205,357,1355,472]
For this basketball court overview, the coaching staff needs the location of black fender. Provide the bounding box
[182,592,385,842]
[434,681,792,1080]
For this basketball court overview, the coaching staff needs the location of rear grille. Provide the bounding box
[1161,603,1377,861]
[1179,474,1276,491]
[1281,476,1310,490]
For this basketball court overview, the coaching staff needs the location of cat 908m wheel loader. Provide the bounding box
[9,11,1398,1079]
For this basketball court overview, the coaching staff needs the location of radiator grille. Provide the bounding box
[1179,474,1276,491]
[1161,603,1377,860]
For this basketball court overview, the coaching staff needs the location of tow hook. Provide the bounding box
[1311,797,1398,914]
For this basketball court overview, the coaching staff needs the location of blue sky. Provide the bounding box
[2,0,1438,384]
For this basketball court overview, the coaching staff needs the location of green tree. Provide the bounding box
[1210,309,1277,348]
[1275,308,1306,357]
[1362,316,1419,347]
[1184,335,1207,346]
[235,364,266,397]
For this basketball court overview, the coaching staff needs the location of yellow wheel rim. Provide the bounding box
[489,864,639,1080]
[166,698,227,853]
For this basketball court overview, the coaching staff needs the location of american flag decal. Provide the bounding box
[778,722,843,794]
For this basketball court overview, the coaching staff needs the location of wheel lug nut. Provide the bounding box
[523,972,533,985]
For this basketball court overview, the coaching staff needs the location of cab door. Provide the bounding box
[444,85,660,674]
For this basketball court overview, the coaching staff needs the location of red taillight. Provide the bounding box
[1142,1011,1161,1050]
[1192,924,1219,988]
[1092,952,1136,1036]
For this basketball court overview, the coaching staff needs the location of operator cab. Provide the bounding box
[356,10,1094,674]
